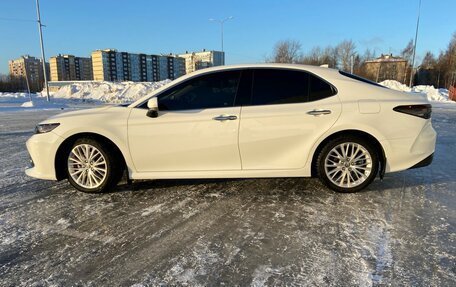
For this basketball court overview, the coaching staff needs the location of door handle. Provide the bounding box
[307,109,332,116]
[213,115,238,121]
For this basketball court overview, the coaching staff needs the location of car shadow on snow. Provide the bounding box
[108,168,454,197]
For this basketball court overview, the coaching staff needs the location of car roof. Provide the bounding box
[188,63,341,77]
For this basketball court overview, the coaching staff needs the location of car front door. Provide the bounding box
[239,68,342,170]
[128,70,242,172]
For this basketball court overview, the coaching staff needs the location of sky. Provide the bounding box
[0,0,455,74]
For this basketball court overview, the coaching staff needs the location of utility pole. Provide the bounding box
[437,68,440,87]
[350,54,354,74]
[36,0,50,101]
[209,16,234,52]
[409,0,422,88]
[24,63,32,103]
[376,62,382,83]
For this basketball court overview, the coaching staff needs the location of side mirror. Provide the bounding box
[146,97,158,118]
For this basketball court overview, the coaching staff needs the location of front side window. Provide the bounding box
[158,71,241,111]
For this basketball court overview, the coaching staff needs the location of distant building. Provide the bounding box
[50,54,93,81]
[8,55,49,92]
[364,54,409,83]
[91,49,185,82]
[178,50,225,74]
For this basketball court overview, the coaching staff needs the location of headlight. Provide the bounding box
[34,123,60,134]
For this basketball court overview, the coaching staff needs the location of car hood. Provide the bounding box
[40,105,115,124]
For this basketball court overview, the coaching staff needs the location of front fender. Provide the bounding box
[51,107,136,174]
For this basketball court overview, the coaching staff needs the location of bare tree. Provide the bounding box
[269,39,302,63]
[0,74,27,93]
[336,40,357,71]
[401,39,414,83]
[415,32,456,88]
[300,47,323,65]
[362,48,375,62]
[320,46,338,68]
[300,46,338,68]
[444,33,456,87]
[415,51,438,86]
[421,51,437,68]
[401,39,414,62]
[352,54,364,76]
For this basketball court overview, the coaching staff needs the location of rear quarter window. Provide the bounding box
[309,75,336,101]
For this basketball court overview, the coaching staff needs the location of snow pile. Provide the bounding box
[0,92,32,103]
[0,92,30,98]
[380,80,411,92]
[380,80,453,103]
[1,80,172,110]
[412,85,451,102]
[0,92,66,109]
[52,80,171,104]
[20,99,68,109]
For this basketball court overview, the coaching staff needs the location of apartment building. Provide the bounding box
[178,50,225,74]
[91,49,185,82]
[364,54,409,83]
[8,55,49,92]
[50,54,93,81]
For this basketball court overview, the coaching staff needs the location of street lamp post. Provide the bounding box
[209,16,233,52]
[409,0,422,88]
[35,0,50,101]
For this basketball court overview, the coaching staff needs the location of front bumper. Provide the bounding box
[25,131,64,180]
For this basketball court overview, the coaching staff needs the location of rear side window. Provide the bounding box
[158,70,241,111]
[251,69,336,106]
[252,69,309,105]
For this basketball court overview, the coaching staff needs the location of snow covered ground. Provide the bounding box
[0,105,455,285]
[0,79,455,285]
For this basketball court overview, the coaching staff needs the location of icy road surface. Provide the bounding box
[0,106,455,286]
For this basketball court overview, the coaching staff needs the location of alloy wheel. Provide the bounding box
[324,142,372,188]
[67,144,107,189]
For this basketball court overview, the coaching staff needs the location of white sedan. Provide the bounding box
[25,64,436,193]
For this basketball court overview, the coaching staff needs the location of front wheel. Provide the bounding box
[317,137,379,192]
[66,138,123,193]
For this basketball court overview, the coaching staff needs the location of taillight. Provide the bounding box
[393,104,432,119]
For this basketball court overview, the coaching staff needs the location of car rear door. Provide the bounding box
[238,68,342,170]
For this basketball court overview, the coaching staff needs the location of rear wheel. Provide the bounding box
[317,137,379,192]
[66,138,123,193]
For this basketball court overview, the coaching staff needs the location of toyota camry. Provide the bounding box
[25,64,436,193]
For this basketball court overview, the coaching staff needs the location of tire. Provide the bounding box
[65,138,124,193]
[316,136,379,193]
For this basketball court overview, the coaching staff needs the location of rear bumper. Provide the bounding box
[382,121,436,173]
[409,153,433,169]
